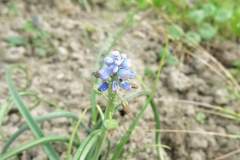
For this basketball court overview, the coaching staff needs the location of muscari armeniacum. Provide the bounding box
[92,51,138,133]
[94,51,136,93]
[91,51,138,160]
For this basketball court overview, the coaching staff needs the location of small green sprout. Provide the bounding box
[145,68,155,77]
[8,1,18,13]
[158,48,179,66]
[8,36,25,47]
[196,113,206,124]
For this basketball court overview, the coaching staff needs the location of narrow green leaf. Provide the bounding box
[111,39,168,160]
[136,76,164,160]
[0,136,76,160]
[79,134,99,160]
[6,64,59,160]
[0,92,39,129]
[2,111,80,154]
[66,108,88,160]
[73,130,100,160]
[150,99,163,160]
[103,138,111,160]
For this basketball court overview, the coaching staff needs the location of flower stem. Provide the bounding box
[92,76,118,160]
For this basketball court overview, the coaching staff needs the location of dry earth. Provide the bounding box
[0,0,240,160]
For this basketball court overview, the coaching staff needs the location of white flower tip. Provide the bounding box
[112,51,120,56]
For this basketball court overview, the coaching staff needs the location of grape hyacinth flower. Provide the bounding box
[92,51,137,92]
[91,51,139,160]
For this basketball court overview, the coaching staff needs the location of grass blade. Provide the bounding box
[66,108,88,160]
[103,138,111,160]
[0,136,77,160]
[111,39,168,160]
[73,129,100,160]
[0,92,41,129]
[6,64,59,159]
[2,111,80,154]
[150,99,163,160]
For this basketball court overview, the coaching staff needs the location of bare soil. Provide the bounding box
[1,0,240,160]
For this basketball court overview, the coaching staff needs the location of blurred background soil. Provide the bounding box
[0,0,240,160]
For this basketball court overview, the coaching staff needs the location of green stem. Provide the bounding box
[92,76,118,160]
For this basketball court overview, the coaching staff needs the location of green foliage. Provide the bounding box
[8,36,25,47]
[144,68,155,77]
[38,48,47,56]
[168,24,184,40]
[21,20,49,56]
[163,0,238,43]
[158,48,171,58]
[214,9,232,23]
[184,31,201,46]
[233,60,240,68]
[231,8,240,36]
[158,48,179,66]
[198,23,217,40]
[188,9,205,24]
[229,60,240,84]
[202,3,216,18]
[196,113,206,123]
[22,20,49,39]
[8,1,18,13]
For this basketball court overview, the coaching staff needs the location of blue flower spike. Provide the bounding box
[93,51,137,92]
[109,64,118,74]
[111,51,120,58]
[121,81,131,90]
[98,68,111,80]
[104,56,114,66]
[98,82,109,92]
[112,81,119,92]
[118,69,130,81]
[129,70,136,79]
[121,54,127,59]
[121,58,131,69]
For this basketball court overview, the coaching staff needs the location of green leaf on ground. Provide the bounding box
[188,9,205,24]
[8,36,25,47]
[214,9,232,23]
[198,23,217,40]
[168,24,184,40]
[202,3,216,18]
[196,113,206,123]
[184,31,201,46]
